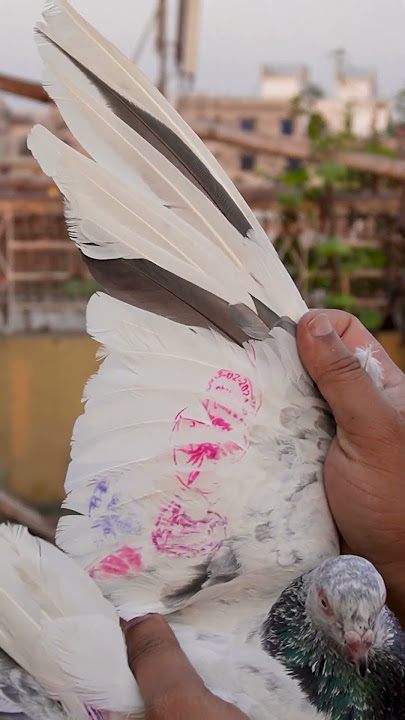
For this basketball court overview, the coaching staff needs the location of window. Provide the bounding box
[281,118,294,135]
[286,158,302,172]
[240,153,256,171]
[240,117,256,132]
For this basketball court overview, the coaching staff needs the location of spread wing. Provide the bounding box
[29,0,339,622]
[55,292,338,618]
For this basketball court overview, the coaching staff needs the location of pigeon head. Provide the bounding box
[306,555,387,675]
[263,554,405,719]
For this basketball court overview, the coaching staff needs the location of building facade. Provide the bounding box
[179,65,309,182]
[316,70,391,138]
[0,64,392,186]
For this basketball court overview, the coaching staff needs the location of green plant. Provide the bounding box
[315,161,349,186]
[277,190,304,209]
[307,113,327,142]
[279,167,309,186]
[395,86,405,124]
[315,238,351,258]
[364,139,397,158]
[63,278,100,298]
[323,293,357,312]
[345,248,387,271]
[356,308,384,332]
[309,275,333,291]
[320,296,384,331]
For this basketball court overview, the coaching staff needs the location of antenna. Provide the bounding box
[176,0,201,94]
[130,1,200,99]
[156,0,168,96]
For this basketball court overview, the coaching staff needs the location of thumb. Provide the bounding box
[297,311,393,438]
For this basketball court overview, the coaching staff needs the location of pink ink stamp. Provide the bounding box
[89,546,142,577]
[152,497,227,558]
[151,366,261,557]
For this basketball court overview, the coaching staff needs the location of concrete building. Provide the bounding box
[0,100,80,176]
[315,70,391,138]
[0,63,392,187]
[179,66,391,182]
[179,65,309,182]
[261,65,308,101]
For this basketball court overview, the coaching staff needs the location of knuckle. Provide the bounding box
[345,312,361,328]
[126,616,178,669]
[317,353,364,386]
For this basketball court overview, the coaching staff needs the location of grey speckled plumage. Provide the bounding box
[263,556,405,719]
[0,649,65,720]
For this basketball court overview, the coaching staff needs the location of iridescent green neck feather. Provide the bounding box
[263,576,405,720]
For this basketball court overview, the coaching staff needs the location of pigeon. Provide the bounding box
[1,531,404,720]
[0,0,403,718]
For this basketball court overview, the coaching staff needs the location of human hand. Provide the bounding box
[122,614,248,720]
[297,309,405,624]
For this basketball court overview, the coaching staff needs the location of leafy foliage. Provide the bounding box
[63,278,100,298]
[315,161,349,186]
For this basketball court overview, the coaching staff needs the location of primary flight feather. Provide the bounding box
[2,1,404,718]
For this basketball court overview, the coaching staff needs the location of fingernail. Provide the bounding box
[308,313,333,337]
[120,614,154,633]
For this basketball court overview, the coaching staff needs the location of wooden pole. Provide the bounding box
[0,490,56,543]
[156,0,167,96]
[2,70,405,180]
[0,73,50,103]
[191,121,405,182]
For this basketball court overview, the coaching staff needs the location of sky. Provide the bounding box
[1,0,405,108]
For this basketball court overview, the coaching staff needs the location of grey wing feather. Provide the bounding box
[0,652,65,720]
[38,34,253,239]
[82,254,270,346]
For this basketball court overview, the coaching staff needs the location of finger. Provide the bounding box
[123,614,205,709]
[311,309,404,389]
[297,311,399,438]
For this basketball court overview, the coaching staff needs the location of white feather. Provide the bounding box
[56,293,338,621]
[36,0,266,236]
[354,344,384,389]
[35,0,307,321]
[0,525,141,714]
[28,126,260,311]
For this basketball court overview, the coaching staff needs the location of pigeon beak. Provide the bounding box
[344,630,373,676]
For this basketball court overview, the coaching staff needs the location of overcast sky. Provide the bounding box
[1,0,405,107]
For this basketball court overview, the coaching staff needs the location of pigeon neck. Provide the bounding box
[261,575,405,720]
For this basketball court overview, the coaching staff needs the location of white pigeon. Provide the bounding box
[3,1,405,719]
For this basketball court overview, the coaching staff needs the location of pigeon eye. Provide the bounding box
[319,590,333,615]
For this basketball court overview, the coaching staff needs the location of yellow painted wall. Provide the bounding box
[376,332,405,372]
[0,336,98,503]
[0,332,404,505]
